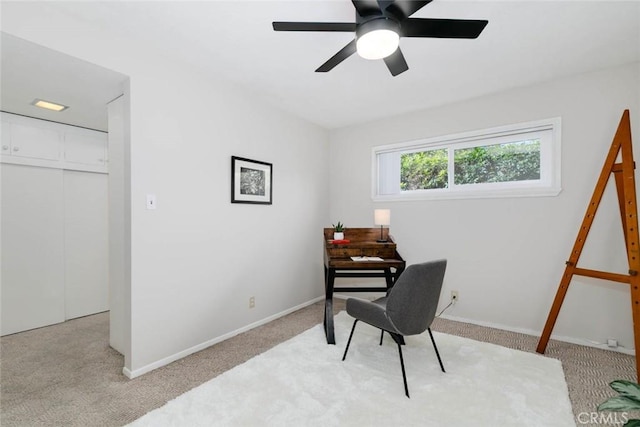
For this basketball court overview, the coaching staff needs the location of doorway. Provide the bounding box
[0,32,131,366]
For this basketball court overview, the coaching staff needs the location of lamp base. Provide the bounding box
[377,225,387,243]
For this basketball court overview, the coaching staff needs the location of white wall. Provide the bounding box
[329,62,640,352]
[127,63,329,375]
[2,3,330,376]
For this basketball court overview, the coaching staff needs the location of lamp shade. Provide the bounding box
[374,209,391,226]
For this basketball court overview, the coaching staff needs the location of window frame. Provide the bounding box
[372,117,562,201]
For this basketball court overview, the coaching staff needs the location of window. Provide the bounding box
[373,118,561,201]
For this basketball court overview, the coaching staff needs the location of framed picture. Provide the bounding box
[231,156,273,205]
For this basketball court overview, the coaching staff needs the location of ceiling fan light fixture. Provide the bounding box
[356,19,400,60]
[273,1,488,76]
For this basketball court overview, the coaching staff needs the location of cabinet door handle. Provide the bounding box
[2,145,8,151]
[12,146,19,152]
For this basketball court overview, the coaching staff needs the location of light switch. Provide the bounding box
[146,194,157,210]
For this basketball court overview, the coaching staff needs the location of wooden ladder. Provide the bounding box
[536,110,640,381]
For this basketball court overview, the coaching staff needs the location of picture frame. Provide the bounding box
[231,156,273,205]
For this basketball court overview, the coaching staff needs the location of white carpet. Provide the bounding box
[128,312,575,427]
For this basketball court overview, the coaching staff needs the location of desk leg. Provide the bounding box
[393,266,405,284]
[385,267,406,345]
[324,267,336,345]
[384,268,393,291]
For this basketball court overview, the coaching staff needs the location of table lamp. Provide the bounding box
[374,209,391,243]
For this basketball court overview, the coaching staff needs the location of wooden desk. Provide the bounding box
[323,228,405,344]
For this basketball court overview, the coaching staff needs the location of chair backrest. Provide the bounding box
[385,259,447,336]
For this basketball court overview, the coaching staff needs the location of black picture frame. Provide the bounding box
[231,156,273,205]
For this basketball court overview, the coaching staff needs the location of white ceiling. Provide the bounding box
[1,33,127,132]
[2,1,640,131]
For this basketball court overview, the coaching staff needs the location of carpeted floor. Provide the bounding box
[0,299,636,426]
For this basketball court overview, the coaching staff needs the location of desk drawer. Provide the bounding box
[326,247,396,258]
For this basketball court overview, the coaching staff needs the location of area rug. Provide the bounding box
[128,311,575,427]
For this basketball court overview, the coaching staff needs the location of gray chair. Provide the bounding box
[341,259,447,398]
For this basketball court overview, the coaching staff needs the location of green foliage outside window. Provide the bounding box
[400,140,540,191]
[454,140,540,185]
[401,149,448,190]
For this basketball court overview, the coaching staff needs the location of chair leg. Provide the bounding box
[342,319,359,361]
[395,338,410,398]
[380,330,405,345]
[428,328,445,373]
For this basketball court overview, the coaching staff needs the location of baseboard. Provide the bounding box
[123,367,134,378]
[123,296,324,379]
[334,296,635,356]
[439,313,636,356]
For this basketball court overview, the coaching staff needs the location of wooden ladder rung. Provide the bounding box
[613,162,636,172]
[573,267,631,284]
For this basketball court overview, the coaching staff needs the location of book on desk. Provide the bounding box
[350,256,384,261]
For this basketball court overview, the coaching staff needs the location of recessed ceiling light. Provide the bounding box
[31,99,69,112]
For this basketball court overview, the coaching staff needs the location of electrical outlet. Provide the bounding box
[451,291,459,303]
[249,296,255,309]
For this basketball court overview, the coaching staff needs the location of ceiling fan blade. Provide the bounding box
[383,0,432,19]
[383,47,409,76]
[352,0,382,18]
[316,40,357,73]
[402,18,488,38]
[273,22,356,32]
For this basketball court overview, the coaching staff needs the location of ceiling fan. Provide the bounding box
[272,0,488,76]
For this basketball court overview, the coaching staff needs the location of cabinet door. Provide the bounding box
[1,120,10,155]
[1,164,65,335]
[64,129,107,166]
[9,122,61,160]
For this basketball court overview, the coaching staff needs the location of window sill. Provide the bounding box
[372,186,562,202]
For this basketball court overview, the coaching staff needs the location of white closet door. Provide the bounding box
[1,164,65,335]
[64,170,109,320]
